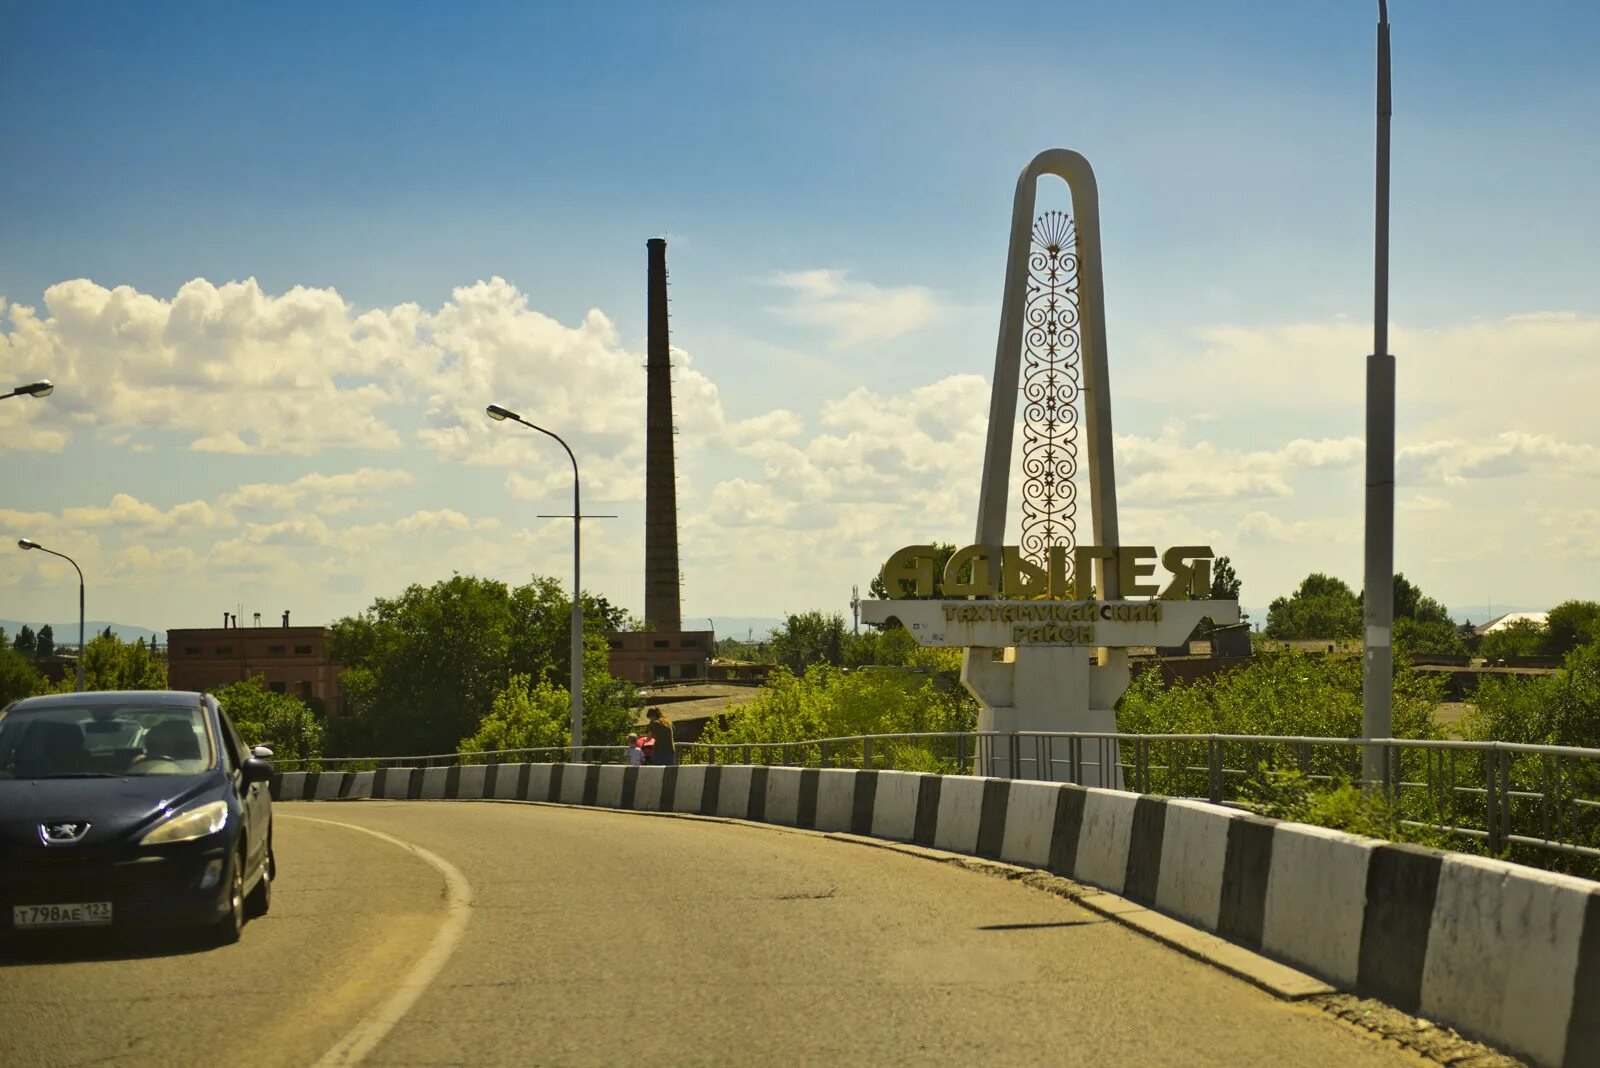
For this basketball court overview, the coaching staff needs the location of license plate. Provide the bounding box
[13,902,113,928]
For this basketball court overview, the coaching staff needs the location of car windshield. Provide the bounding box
[0,703,216,779]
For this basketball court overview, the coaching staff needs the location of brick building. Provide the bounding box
[166,619,340,710]
[606,629,713,685]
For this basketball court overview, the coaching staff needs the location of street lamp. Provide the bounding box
[2,380,53,401]
[487,404,586,751]
[18,538,84,692]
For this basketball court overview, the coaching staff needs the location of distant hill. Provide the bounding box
[0,620,159,647]
[708,617,787,641]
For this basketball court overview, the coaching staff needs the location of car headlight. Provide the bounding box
[139,800,229,845]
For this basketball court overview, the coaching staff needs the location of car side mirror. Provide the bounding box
[241,757,273,785]
[252,745,274,759]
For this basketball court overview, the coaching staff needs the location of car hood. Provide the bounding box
[0,773,219,849]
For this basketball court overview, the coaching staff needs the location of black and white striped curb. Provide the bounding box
[273,764,1598,1067]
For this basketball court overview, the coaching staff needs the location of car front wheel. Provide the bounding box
[204,850,245,946]
[246,839,273,918]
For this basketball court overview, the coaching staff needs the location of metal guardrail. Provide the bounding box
[276,731,1600,867]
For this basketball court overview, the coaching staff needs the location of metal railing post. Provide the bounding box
[1485,749,1502,854]
[1008,733,1020,781]
[862,736,873,769]
[820,739,830,768]
[1207,738,1222,804]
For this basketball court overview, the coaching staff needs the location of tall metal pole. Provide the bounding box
[485,406,585,750]
[77,576,85,693]
[1362,0,1395,786]
[569,445,583,751]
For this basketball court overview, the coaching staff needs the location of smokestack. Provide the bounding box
[282,610,290,628]
[645,238,682,633]
[223,611,229,628]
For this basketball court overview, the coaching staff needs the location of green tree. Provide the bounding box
[0,646,47,706]
[1464,638,1600,751]
[210,677,325,761]
[457,673,569,753]
[843,625,921,669]
[700,663,978,769]
[1117,650,1443,740]
[1542,601,1600,658]
[1393,617,1467,660]
[1264,573,1362,640]
[35,624,55,661]
[13,625,36,657]
[331,572,636,756]
[1392,573,1452,627]
[1479,618,1545,661]
[74,633,167,691]
[1211,556,1242,600]
[769,611,848,674]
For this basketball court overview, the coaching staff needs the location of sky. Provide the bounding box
[1,0,1597,637]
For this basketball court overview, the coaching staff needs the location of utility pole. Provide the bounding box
[1362,0,1395,788]
[850,585,861,635]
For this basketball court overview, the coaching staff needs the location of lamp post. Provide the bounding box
[1362,0,1395,788]
[486,404,586,751]
[18,538,84,692]
[2,380,53,401]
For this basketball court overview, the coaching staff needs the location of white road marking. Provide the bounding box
[280,813,474,1067]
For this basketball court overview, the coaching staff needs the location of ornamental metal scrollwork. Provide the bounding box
[1019,209,1082,572]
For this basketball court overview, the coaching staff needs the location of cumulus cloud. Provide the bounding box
[768,269,943,348]
[1115,423,1364,505]
[1399,431,1600,485]
[0,278,435,454]
[3,272,1595,625]
[1139,312,1600,441]
[221,468,416,514]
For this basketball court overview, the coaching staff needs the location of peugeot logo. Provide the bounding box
[39,822,91,845]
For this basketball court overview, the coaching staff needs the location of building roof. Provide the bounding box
[1474,611,1548,636]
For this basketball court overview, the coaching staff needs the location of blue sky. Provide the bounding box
[2,1,1597,633]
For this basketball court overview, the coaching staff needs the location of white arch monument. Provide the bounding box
[860,150,1238,784]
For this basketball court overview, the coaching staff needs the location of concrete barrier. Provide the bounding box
[1420,856,1592,1067]
[1073,788,1138,893]
[932,775,988,854]
[1154,800,1235,929]
[269,762,1600,1066]
[869,770,922,842]
[596,765,627,809]
[813,769,858,832]
[716,766,755,819]
[764,767,803,826]
[1260,822,1376,988]
[558,763,587,805]
[999,780,1064,869]
[525,764,554,804]
[347,770,375,799]
[633,766,666,811]
[377,767,413,800]
[673,764,707,814]
[420,767,450,801]
[458,764,488,800]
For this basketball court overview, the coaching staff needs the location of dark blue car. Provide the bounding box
[0,690,274,945]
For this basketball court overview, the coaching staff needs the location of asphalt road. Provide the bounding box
[1,800,1428,1067]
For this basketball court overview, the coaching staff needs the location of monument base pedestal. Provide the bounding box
[964,645,1126,788]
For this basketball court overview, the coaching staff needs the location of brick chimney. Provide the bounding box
[644,238,682,633]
